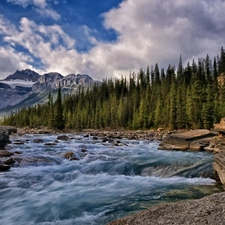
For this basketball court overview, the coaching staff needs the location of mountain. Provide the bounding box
[4,69,40,82]
[0,69,100,118]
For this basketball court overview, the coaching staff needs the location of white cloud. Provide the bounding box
[1,0,225,80]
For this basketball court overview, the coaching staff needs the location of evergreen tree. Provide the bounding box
[54,85,65,130]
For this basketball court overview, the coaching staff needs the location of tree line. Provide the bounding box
[3,47,225,130]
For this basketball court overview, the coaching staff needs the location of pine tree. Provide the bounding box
[54,84,65,130]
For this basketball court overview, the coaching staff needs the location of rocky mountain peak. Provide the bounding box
[4,69,40,82]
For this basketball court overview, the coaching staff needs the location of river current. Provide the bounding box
[0,133,223,225]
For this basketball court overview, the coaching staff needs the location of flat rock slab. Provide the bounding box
[107,192,225,225]
[167,129,214,141]
[159,129,216,151]
[0,126,17,135]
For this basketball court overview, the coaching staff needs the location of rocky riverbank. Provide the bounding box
[0,126,17,171]
[107,192,225,225]
[2,125,225,224]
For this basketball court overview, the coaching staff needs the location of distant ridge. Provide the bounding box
[0,69,101,118]
[4,69,40,82]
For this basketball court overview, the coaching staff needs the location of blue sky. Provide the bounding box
[1,0,225,80]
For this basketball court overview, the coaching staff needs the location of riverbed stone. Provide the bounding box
[0,161,10,171]
[19,157,58,167]
[32,139,44,143]
[57,135,69,141]
[0,150,13,157]
[107,192,225,225]
[4,157,15,165]
[0,129,9,149]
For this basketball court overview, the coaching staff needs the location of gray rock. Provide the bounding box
[0,150,13,157]
[0,126,17,135]
[107,192,225,225]
[0,129,9,149]
[57,135,69,141]
[0,161,10,171]
[159,129,216,151]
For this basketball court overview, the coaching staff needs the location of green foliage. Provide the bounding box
[3,47,225,130]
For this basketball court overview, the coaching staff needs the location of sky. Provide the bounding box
[0,0,225,80]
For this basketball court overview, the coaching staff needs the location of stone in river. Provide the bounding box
[57,135,69,141]
[0,161,10,171]
[0,150,13,157]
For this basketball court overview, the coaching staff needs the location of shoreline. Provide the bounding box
[2,126,225,224]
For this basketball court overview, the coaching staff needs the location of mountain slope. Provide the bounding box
[0,69,101,118]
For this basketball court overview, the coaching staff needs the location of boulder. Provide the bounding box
[0,126,17,135]
[0,129,9,149]
[0,150,13,157]
[57,135,69,141]
[0,161,10,171]
[107,192,225,225]
[4,157,15,165]
[64,152,80,160]
[159,129,216,151]
[32,139,44,143]
[213,150,225,186]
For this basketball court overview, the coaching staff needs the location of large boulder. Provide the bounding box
[159,129,216,151]
[213,150,225,186]
[0,129,9,149]
[0,161,10,171]
[107,192,225,225]
[0,126,17,135]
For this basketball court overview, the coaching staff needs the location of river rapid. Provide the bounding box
[0,133,223,225]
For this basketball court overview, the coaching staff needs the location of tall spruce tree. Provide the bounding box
[54,84,65,130]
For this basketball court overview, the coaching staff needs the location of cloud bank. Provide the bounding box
[1,0,225,80]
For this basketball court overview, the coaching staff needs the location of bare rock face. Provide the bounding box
[213,150,225,185]
[159,129,216,151]
[107,192,225,225]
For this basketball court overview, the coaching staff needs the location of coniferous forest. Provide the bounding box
[3,47,225,130]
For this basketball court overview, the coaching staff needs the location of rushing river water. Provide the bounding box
[0,133,223,225]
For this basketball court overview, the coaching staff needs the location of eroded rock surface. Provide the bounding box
[107,192,225,225]
[159,129,216,151]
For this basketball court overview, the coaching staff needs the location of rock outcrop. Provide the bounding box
[107,192,225,225]
[4,69,40,82]
[0,126,17,171]
[159,129,216,151]
[212,118,225,186]
[0,129,10,149]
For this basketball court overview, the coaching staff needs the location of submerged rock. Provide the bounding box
[19,157,59,167]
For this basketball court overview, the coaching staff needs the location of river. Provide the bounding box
[0,133,223,224]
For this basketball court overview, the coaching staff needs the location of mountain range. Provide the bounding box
[0,69,100,118]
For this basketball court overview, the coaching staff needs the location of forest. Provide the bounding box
[3,47,225,130]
